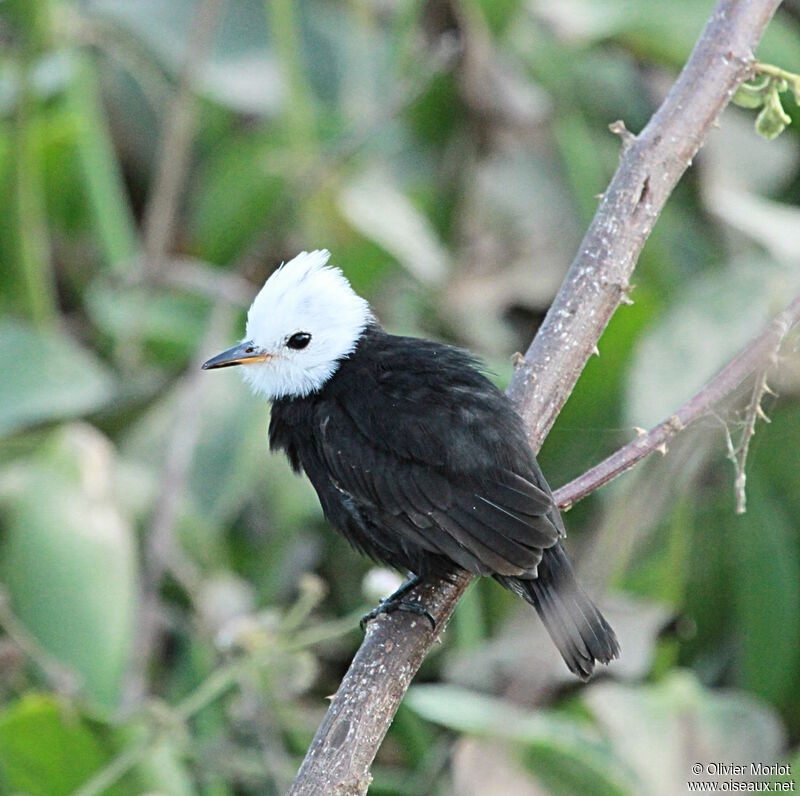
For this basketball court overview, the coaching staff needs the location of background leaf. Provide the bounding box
[0,693,115,796]
[1,426,137,709]
[0,320,115,438]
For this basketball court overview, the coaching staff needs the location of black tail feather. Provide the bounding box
[497,543,620,679]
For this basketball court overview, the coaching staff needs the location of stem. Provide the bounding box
[554,293,800,510]
[754,61,800,84]
[141,0,224,271]
[266,0,316,160]
[64,51,139,273]
[8,1,58,326]
[173,658,245,722]
[0,590,79,696]
[71,733,153,796]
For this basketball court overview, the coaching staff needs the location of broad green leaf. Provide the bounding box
[0,320,115,438]
[84,278,210,365]
[730,475,800,706]
[1,426,138,710]
[0,694,190,796]
[187,133,287,264]
[0,693,116,796]
[406,684,637,794]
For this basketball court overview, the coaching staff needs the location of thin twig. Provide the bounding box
[123,0,225,707]
[754,60,800,85]
[506,2,780,446]
[141,0,224,272]
[133,255,254,307]
[71,732,154,796]
[288,1,782,791]
[0,589,80,697]
[554,293,800,511]
[123,305,231,708]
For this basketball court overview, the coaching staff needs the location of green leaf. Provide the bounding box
[84,278,210,365]
[731,476,800,706]
[187,133,287,264]
[755,84,792,140]
[731,76,770,109]
[339,166,448,285]
[121,372,271,529]
[0,694,189,796]
[63,52,138,272]
[0,693,116,796]
[405,685,636,794]
[1,426,138,710]
[0,320,115,438]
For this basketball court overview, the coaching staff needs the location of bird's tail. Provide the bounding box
[497,543,620,679]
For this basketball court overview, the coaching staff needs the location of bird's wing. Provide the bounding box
[314,389,562,578]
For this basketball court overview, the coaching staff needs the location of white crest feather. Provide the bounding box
[241,250,373,399]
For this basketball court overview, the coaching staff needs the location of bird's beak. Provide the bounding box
[202,341,271,370]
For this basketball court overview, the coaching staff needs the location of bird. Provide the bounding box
[202,250,619,679]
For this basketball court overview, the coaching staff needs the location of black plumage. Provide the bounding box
[268,324,619,678]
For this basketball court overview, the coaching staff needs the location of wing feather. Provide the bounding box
[313,353,562,578]
[429,509,533,576]
[491,470,555,515]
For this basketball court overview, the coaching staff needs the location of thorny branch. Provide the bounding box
[0,588,80,697]
[554,293,800,512]
[140,0,224,273]
[124,0,224,708]
[289,0,784,792]
[123,307,229,708]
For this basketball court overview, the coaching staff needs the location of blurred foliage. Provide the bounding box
[0,0,799,793]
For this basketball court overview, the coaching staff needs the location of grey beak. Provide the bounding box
[202,341,271,370]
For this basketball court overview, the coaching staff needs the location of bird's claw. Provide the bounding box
[360,599,436,632]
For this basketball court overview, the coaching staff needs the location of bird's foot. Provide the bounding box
[360,599,436,632]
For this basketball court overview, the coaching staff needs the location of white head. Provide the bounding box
[202,250,374,399]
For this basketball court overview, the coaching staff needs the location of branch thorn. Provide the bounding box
[609,119,636,151]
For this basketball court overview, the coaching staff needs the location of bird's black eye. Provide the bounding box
[287,332,312,350]
[245,346,255,354]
